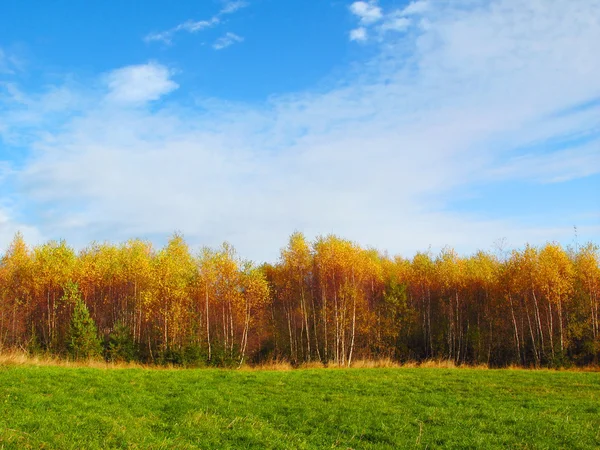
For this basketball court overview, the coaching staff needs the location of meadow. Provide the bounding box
[0,364,599,449]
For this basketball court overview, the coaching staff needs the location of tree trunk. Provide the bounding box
[531,288,545,357]
[301,281,311,361]
[322,286,328,362]
[206,286,211,361]
[508,293,522,364]
[547,301,554,360]
[524,298,539,367]
[348,285,357,367]
[238,301,250,368]
[427,286,433,359]
[558,299,564,354]
[311,287,322,362]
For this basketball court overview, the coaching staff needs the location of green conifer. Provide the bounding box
[65,282,102,360]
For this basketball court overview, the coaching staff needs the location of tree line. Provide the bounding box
[1,231,598,367]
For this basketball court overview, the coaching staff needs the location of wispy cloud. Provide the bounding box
[213,32,244,50]
[2,0,599,260]
[144,1,249,45]
[489,140,600,183]
[379,14,410,32]
[145,18,220,44]
[401,1,429,16]
[0,48,9,73]
[220,1,248,15]
[0,48,23,74]
[348,0,429,41]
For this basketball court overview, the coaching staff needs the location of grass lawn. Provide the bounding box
[0,365,599,449]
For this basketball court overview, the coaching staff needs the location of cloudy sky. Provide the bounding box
[1,0,599,262]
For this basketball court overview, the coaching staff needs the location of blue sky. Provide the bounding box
[1,0,599,261]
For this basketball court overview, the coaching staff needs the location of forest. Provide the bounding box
[0,232,598,368]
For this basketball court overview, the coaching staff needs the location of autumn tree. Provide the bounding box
[0,233,33,348]
[32,240,77,350]
[0,231,599,368]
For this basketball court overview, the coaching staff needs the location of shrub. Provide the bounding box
[106,321,136,362]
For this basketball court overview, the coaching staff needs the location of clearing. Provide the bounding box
[0,366,598,449]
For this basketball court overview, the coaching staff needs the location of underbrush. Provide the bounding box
[1,350,598,372]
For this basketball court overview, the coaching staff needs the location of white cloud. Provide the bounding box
[220,1,248,15]
[402,1,429,16]
[105,62,178,104]
[145,18,220,44]
[144,31,173,44]
[3,0,600,261]
[380,15,411,32]
[0,80,91,147]
[489,140,600,183]
[349,1,383,24]
[179,18,220,32]
[145,2,248,44]
[0,205,43,253]
[213,32,244,50]
[349,0,432,41]
[350,27,368,41]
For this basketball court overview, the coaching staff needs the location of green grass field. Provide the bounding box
[0,366,598,449]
